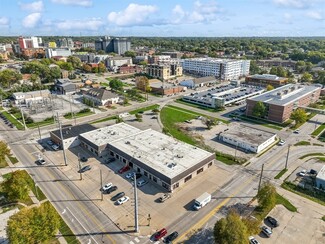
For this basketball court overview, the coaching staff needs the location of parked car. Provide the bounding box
[137,179,148,187]
[131,173,142,180]
[125,172,135,179]
[310,169,318,175]
[101,183,113,191]
[158,193,171,203]
[298,170,307,177]
[51,144,59,151]
[248,236,260,244]
[278,139,285,146]
[46,140,54,146]
[35,158,46,165]
[154,228,167,241]
[118,165,130,174]
[104,186,117,194]
[293,129,300,134]
[111,192,125,201]
[105,158,115,164]
[80,156,88,162]
[266,216,279,227]
[261,226,272,237]
[164,231,178,243]
[78,165,91,173]
[116,196,129,205]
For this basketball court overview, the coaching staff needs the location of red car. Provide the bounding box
[118,165,130,174]
[154,228,167,241]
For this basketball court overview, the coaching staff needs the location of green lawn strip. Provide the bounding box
[317,157,325,162]
[312,123,325,136]
[129,104,160,115]
[0,111,24,130]
[23,171,47,201]
[0,106,3,110]
[8,156,19,164]
[90,115,117,124]
[274,168,288,179]
[294,141,311,146]
[299,153,325,159]
[0,159,8,168]
[276,193,297,212]
[64,111,94,119]
[281,181,325,207]
[239,115,283,130]
[26,118,55,129]
[322,216,325,222]
[167,104,229,124]
[175,99,222,113]
[100,82,109,87]
[215,152,246,165]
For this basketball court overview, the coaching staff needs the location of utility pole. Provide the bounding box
[37,123,42,140]
[285,145,291,170]
[57,113,68,166]
[69,94,74,121]
[133,172,139,233]
[19,103,27,130]
[258,164,264,192]
[100,170,103,201]
[78,153,82,180]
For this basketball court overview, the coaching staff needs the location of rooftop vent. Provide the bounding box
[125,141,130,144]
[168,162,177,169]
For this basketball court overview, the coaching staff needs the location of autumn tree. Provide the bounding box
[290,108,307,126]
[0,140,10,163]
[252,101,266,118]
[67,55,82,69]
[256,182,277,212]
[3,170,33,201]
[82,63,92,73]
[214,210,249,244]
[300,72,313,83]
[266,84,274,91]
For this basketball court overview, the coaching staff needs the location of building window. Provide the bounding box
[116,155,120,159]
[144,171,148,176]
[122,158,126,163]
[173,183,179,189]
[90,148,93,152]
[184,175,192,182]
[110,151,114,156]
[208,162,213,167]
[162,182,169,189]
[153,177,157,183]
[197,168,203,174]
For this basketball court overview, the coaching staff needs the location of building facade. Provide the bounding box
[316,166,325,190]
[245,74,288,88]
[12,89,51,106]
[113,38,131,55]
[246,84,321,123]
[182,58,250,80]
[46,48,72,59]
[147,64,182,80]
[83,88,120,106]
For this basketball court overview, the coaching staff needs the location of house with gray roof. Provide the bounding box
[83,88,120,106]
[54,79,77,95]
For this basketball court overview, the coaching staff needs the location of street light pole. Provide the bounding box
[133,172,139,233]
[258,164,264,192]
[57,113,68,166]
[100,170,103,201]
[285,145,291,170]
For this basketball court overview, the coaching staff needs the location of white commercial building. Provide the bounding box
[218,124,276,153]
[45,48,72,59]
[182,58,250,80]
[12,89,51,106]
[316,166,325,190]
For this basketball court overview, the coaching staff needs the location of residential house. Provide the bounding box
[83,88,119,106]
[54,79,76,95]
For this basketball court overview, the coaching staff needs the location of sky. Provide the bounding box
[0,0,324,37]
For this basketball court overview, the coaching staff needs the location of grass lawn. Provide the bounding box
[312,123,325,136]
[0,159,8,168]
[215,152,246,165]
[0,106,3,110]
[100,82,109,87]
[91,115,117,124]
[0,111,24,130]
[274,168,288,179]
[322,216,325,222]
[276,193,297,212]
[8,156,19,164]
[175,99,223,113]
[294,141,311,146]
[299,153,325,159]
[129,104,160,115]
[27,118,55,129]
[64,111,94,119]
[317,157,325,162]
[239,115,283,130]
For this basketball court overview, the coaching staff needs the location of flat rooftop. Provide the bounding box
[109,129,214,179]
[51,124,96,140]
[247,74,287,81]
[248,84,321,106]
[184,58,246,63]
[316,165,325,181]
[220,124,276,145]
[79,123,141,147]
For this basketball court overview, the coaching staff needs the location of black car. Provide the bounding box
[78,165,91,173]
[80,156,88,162]
[111,192,125,201]
[104,186,117,194]
[164,231,178,243]
[266,216,279,227]
[310,169,318,175]
[131,173,142,180]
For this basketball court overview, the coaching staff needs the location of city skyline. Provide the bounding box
[0,0,324,37]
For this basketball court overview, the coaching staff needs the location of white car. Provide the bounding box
[102,183,113,191]
[298,170,307,177]
[293,129,300,134]
[137,179,148,187]
[278,140,285,146]
[125,172,135,179]
[116,196,129,205]
[51,144,59,151]
[249,236,260,244]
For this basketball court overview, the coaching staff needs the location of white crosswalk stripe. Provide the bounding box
[134,237,140,243]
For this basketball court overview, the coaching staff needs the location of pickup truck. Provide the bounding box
[193,192,211,210]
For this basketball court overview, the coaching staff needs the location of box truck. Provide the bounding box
[193,192,211,210]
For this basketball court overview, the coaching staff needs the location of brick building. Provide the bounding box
[245,74,288,88]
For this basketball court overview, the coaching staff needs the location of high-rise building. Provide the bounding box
[182,58,250,80]
[18,36,41,49]
[57,38,74,48]
[113,38,131,55]
[46,48,72,59]
[95,36,114,53]
[95,36,131,55]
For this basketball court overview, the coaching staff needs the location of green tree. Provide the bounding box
[98,62,106,73]
[116,116,124,124]
[124,50,136,58]
[82,64,92,73]
[135,113,143,122]
[214,210,249,244]
[242,217,260,235]
[57,61,73,71]
[266,84,274,91]
[49,66,62,81]
[249,60,261,75]
[3,170,32,201]
[202,117,215,129]
[300,72,313,83]
[290,108,307,126]
[97,50,106,55]
[0,69,22,88]
[256,182,277,212]
[109,79,124,91]
[252,101,266,118]
[67,56,82,69]
[0,140,11,164]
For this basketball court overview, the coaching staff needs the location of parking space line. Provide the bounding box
[134,237,140,242]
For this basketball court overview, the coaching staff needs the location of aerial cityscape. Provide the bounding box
[0,1,325,244]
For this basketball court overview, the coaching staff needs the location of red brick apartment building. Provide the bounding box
[246,84,321,123]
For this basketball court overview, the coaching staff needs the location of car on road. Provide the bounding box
[154,228,167,241]
[101,183,113,191]
[278,139,285,146]
[104,186,117,194]
[249,236,260,244]
[125,172,135,179]
[158,193,171,203]
[80,156,88,162]
[298,170,307,177]
[266,216,279,227]
[111,192,125,201]
[293,129,300,134]
[116,196,129,205]
[35,158,46,165]
[261,226,272,237]
[137,179,148,187]
[78,165,91,173]
[118,165,130,174]
[164,231,178,243]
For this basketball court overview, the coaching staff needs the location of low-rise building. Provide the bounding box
[137,79,185,95]
[179,76,217,89]
[147,64,182,80]
[83,88,120,106]
[246,84,321,123]
[316,166,325,190]
[12,89,50,106]
[218,124,276,153]
[46,48,71,59]
[54,79,77,95]
[105,56,132,71]
[119,64,142,74]
[245,74,288,88]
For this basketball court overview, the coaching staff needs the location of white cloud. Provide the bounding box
[51,0,92,7]
[55,18,103,30]
[19,1,44,12]
[0,17,9,26]
[273,0,324,8]
[107,3,158,26]
[306,11,323,20]
[22,12,41,28]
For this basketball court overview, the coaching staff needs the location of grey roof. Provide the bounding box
[51,124,96,140]
[316,165,325,182]
[248,84,321,106]
[247,74,287,81]
[13,89,50,98]
[85,88,119,100]
[193,76,217,85]
[56,78,72,85]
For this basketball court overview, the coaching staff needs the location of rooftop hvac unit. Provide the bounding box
[125,141,130,144]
